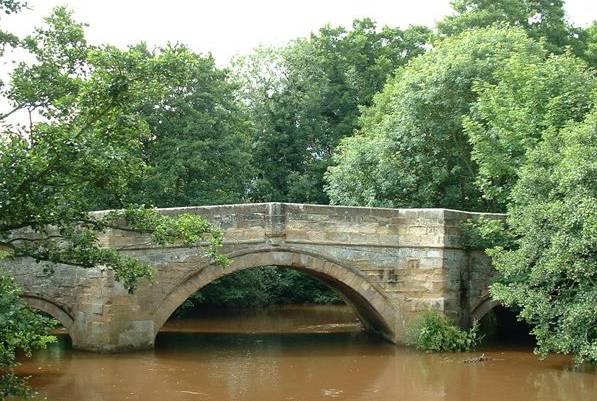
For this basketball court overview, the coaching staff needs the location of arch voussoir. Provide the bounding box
[471,296,501,322]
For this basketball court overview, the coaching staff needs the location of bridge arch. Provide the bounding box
[21,294,74,332]
[471,295,501,322]
[151,248,399,342]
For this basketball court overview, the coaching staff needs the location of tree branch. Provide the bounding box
[0,103,27,121]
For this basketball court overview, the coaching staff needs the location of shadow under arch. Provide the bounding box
[472,295,535,344]
[151,248,399,342]
[21,293,74,333]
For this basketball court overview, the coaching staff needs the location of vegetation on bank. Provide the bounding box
[407,311,482,352]
[0,0,596,396]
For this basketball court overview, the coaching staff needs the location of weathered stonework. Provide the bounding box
[1,203,503,352]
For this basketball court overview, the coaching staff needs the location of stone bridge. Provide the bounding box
[1,203,502,352]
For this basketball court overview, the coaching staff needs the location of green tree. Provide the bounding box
[489,108,597,364]
[438,0,587,59]
[0,7,226,397]
[465,53,595,209]
[582,21,597,68]
[326,27,543,211]
[235,19,431,203]
[1,8,226,286]
[126,48,253,207]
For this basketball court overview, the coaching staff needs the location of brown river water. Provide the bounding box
[13,305,597,401]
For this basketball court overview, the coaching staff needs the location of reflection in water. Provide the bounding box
[13,305,597,401]
[160,304,362,334]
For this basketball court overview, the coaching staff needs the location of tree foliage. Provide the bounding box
[0,274,56,400]
[175,267,341,315]
[326,27,543,211]
[217,19,430,306]
[0,6,227,396]
[466,52,595,208]
[438,0,589,60]
[583,22,597,68]
[0,8,226,290]
[126,50,253,207]
[234,19,431,203]
[490,109,597,364]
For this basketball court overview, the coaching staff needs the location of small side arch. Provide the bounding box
[471,295,501,322]
[21,293,74,332]
[151,247,400,342]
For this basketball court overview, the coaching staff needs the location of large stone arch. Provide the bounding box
[151,248,400,342]
[21,293,74,332]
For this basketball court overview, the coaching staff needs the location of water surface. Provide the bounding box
[14,305,597,401]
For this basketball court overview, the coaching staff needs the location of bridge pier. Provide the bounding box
[69,317,156,352]
[2,203,503,352]
[67,295,157,352]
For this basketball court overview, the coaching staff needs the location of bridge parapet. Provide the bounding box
[100,203,465,249]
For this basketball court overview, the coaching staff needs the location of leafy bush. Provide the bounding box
[407,311,482,352]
